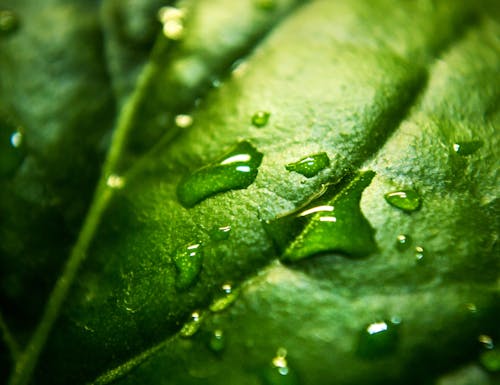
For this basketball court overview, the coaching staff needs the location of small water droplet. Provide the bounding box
[269,171,377,261]
[0,9,19,35]
[175,114,193,128]
[384,189,421,212]
[1,116,25,177]
[357,319,400,359]
[209,283,239,312]
[106,174,125,189]
[158,6,185,40]
[480,347,500,372]
[452,140,483,156]
[414,246,425,263]
[262,348,300,385]
[251,111,271,127]
[395,234,411,251]
[180,311,203,338]
[177,141,263,208]
[174,242,203,290]
[285,152,330,178]
[478,335,494,350]
[208,329,226,353]
[209,225,231,241]
[465,303,478,314]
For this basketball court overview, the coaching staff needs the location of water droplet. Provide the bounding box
[254,0,276,10]
[414,246,425,263]
[106,174,125,189]
[269,171,377,261]
[384,189,421,212]
[180,311,203,338]
[175,114,193,128]
[0,9,19,35]
[251,111,270,127]
[465,303,478,314]
[480,347,500,372]
[262,348,300,385]
[177,141,263,208]
[357,319,400,359]
[174,242,203,290]
[285,152,330,178]
[395,234,411,251]
[1,116,25,177]
[209,225,231,241]
[208,329,226,353]
[209,283,239,312]
[478,335,494,350]
[158,6,185,40]
[452,140,483,156]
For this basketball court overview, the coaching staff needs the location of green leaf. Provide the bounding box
[1,0,499,385]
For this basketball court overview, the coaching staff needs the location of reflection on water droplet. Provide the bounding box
[174,242,203,290]
[209,283,239,312]
[478,335,494,350]
[208,329,225,353]
[452,140,483,156]
[270,171,377,260]
[251,111,271,127]
[209,225,231,241]
[180,311,203,338]
[384,189,421,212]
[175,114,193,128]
[106,174,125,189]
[177,141,263,208]
[395,234,411,251]
[158,6,185,40]
[414,246,424,263]
[357,319,400,359]
[1,116,25,177]
[0,9,19,34]
[285,152,330,178]
[480,347,500,372]
[262,348,300,385]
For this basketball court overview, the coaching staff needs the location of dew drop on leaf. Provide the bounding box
[285,152,330,178]
[180,311,203,338]
[208,329,226,353]
[174,242,203,290]
[106,174,125,189]
[452,140,483,156]
[478,334,494,350]
[209,225,231,241]
[1,116,25,177]
[272,171,377,260]
[209,283,239,312]
[0,9,19,35]
[357,319,401,359]
[177,141,263,208]
[414,246,425,263]
[251,111,271,127]
[158,6,185,40]
[262,348,300,385]
[395,234,411,251]
[384,189,421,212]
[175,114,193,128]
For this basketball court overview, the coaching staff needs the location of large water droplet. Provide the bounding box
[174,242,203,290]
[209,283,239,312]
[452,140,483,156]
[395,234,411,251]
[177,141,263,208]
[268,171,377,261]
[180,311,203,338]
[357,319,400,359]
[285,152,330,178]
[0,9,19,35]
[384,189,421,212]
[209,225,231,241]
[1,115,25,177]
[251,111,270,127]
[208,329,226,353]
[158,6,185,40]
[262,348,300,385]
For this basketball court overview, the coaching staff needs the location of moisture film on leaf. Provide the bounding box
[0,1,499,385]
